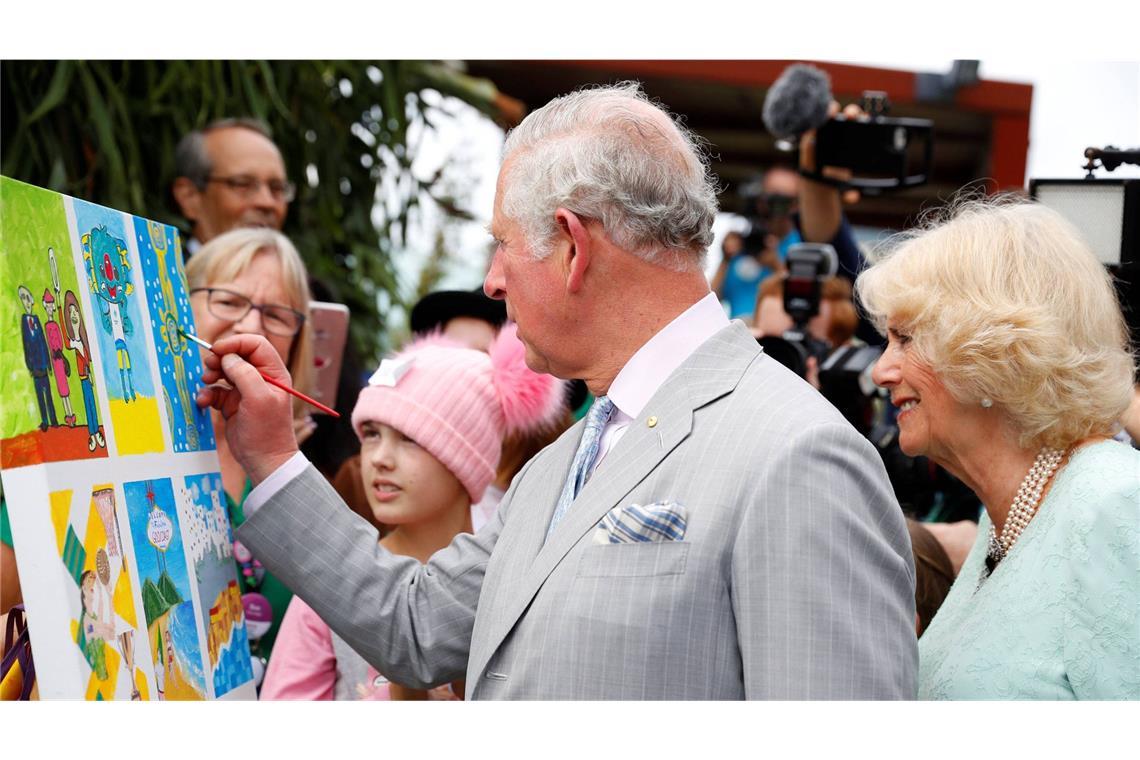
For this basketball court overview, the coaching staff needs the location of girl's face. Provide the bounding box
[358,421,468,528]
[68,304,82,333]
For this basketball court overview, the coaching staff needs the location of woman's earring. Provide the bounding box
[980,398,993,408]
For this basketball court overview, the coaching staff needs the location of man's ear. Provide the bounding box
[554,208,592,294]
[172,177,202,223]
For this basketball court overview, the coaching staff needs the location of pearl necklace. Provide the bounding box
[985,446,1065,567]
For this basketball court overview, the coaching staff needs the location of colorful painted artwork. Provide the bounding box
[0,179,109,467]
[49,484,150,700]
[178,472,252,696]
[135,218,215,453]
[123,478,207,700]
[73,199,165,456]
[2,178,254,699]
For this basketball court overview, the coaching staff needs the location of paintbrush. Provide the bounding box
[179,327,340,418]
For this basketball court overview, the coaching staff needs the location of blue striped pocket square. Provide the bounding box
[592,501,688,544]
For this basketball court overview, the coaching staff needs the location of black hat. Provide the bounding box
[409,288,508,336]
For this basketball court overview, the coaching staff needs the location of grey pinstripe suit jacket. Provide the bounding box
[238,322,918,699]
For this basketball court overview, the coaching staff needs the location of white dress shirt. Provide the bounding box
[588,291,729,476]
[244,292,731,517]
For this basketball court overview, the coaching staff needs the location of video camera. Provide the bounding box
[762,64,934,195]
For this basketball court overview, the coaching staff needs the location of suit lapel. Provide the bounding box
[472,322,762,679]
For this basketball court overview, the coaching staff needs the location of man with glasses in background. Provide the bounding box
[171,118,295,254]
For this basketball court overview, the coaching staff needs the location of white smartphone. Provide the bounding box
[308,301,350,414]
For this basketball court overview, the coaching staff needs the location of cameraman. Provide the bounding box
[798,105,863,257]
[797,101,887,347]
[714,102,872,334]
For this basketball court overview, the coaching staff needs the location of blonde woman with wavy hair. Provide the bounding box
[857,196,1138,699]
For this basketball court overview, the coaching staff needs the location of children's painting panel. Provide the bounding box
[4,453,256,699]
[0,178,110,468]
[70,197,167,456]
[134,217,215,453]
[121,476,210,700]
[0,463,155,699]
[1,179,253,699]
[178,472,253,696]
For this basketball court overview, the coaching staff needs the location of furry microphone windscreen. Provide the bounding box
[762,64,834,140]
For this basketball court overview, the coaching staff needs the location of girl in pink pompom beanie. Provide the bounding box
[261,324,564,701]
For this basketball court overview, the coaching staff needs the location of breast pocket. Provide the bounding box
[575,541,690,578]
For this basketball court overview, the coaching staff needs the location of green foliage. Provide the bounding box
[141,570,184,625]
[141,577,166,625]
[157,570,183,608]
[2,61,512,364]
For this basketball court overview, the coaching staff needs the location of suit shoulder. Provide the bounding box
[729,352,850,427]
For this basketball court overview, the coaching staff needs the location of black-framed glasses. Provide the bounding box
[190,288,306,337]
[205,175,296,203]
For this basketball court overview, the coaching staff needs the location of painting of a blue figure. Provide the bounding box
[134,218,215,452]
[83,226,137,402]
[73,200,163,455]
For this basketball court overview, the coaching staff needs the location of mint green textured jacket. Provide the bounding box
[919,439,1140,699]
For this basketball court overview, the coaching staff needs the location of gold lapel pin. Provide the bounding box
[647,416,658,428]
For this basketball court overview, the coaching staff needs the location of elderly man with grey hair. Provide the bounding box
[197,83,918,699]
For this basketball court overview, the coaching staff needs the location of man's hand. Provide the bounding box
[800,101,862,198]
[195,334,300,484]
[798,101,863,243]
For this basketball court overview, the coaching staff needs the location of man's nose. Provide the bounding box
[484,251,505,300]
[252,181,280,209]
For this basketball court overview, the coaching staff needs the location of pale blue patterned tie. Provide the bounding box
[545,395,615,542]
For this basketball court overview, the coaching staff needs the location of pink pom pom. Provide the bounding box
[489,323,566,435]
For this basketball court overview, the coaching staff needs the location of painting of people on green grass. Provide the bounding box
[0,178,109,468]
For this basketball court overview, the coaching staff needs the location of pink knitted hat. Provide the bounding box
[351,323,565,501]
